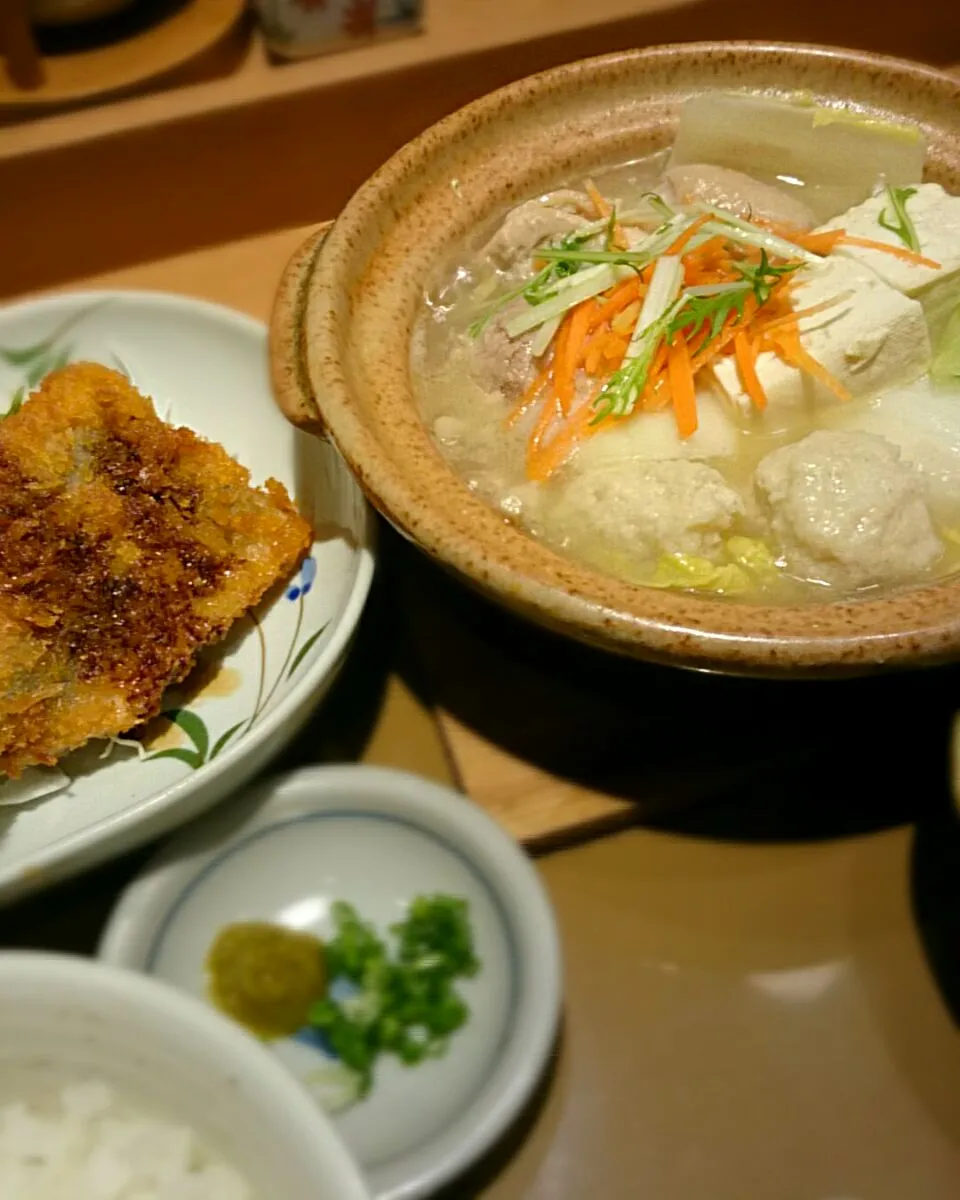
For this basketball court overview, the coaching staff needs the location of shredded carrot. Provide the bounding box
[505,363,552,429]
[640,342,670,410]
[644,378,672,412]
[527,392,564,464]
[839,235,941,270]
[584,335,606,375]
[555,301,595,413]
[733,332,767,412]
[681,236,730,284]
[689,295,759,374]
[664,212,713,258]
[686,235,728,262]
[550,313,575,412]
[513,199,882,477]
[611,300,641,336]
[682,323,713,364]
[750,294,850,339]
[527,394,602,482]
[575,298,600,337]
[582,330,629,377]
[787,224,940,267]
[584,178,629,250]
[601,333,630,370]
[590,278,642,329]
[770,325,852,402]
[585,179,611,219]
[795,229,845,256]
[753,215,805,236]
[666,336,698,438]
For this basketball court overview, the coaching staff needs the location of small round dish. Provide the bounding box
[98,764,563,1200]
[0,291,374,902]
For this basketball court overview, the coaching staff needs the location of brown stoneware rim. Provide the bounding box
[291,41,960,673]
[269,223,330,437]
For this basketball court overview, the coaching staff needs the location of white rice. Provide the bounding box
[0,1079,253,1199]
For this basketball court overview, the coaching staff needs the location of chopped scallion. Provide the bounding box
[307,896,479,1098]
[503,263,632,338]
[691,204,820,262]
[591,256,684,421]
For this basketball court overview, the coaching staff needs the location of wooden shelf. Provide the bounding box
[0,0,247,123]
[4,0,959,301]
[0,0,668,157]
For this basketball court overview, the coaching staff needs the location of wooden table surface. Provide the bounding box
[2,226,960,1198]
[5,9,960,1189]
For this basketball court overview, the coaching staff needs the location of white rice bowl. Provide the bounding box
[0,1078,251,1199]
[0,954,369,1200]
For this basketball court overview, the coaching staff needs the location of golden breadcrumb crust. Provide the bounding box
[0,363,313,777]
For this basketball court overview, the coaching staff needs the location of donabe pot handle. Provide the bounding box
[269,223,331,438]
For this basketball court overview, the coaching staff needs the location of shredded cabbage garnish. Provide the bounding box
[810,108,923,143]
[726,536,781,579]
[647,553,751,594]
[932,306,960,383]
[98,735,149,762]
[644,537,782,595]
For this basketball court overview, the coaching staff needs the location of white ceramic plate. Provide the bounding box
[98,764,563,1200]
[0,291,374,904]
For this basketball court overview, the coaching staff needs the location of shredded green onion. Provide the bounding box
[877,184,920,253]
[603,207,618,251]
[692,204,820,263]
[734,250,802,304]
[592,256,683,421]
[468,229,595,337]
[686,282,754,298]
[530,314,562,358]
[536,212,692,272]
[667,290,750,352]
[632,256,684,351]
[573,199,672,239]
[503,263,631,338]
[664,252,797,353]
[641,191,676,222]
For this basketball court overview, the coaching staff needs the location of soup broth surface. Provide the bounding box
[412,113,960,604]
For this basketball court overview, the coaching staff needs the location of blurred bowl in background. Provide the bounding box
[29,0,137,26]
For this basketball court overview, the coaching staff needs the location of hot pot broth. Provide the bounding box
[411,94,960,602]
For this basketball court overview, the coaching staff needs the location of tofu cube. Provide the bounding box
[819,182,960,343]
[713,255,930,419]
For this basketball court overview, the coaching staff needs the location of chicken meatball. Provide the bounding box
[544,458,746,563]
[755,429,943,589]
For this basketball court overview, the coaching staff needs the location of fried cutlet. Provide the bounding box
[0,363,313,778]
